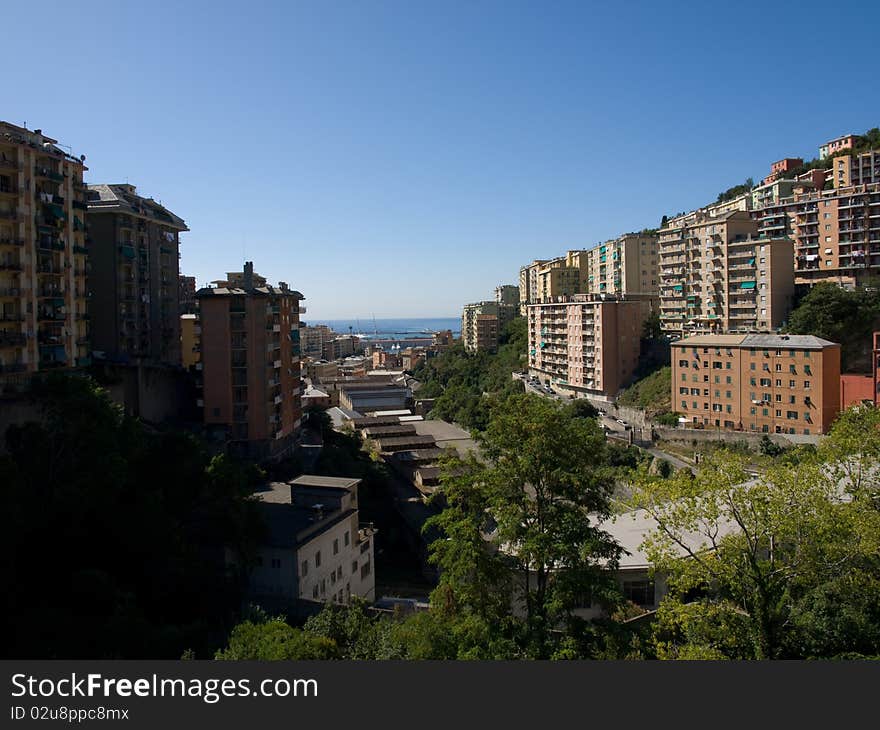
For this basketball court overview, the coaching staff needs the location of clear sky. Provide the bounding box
[9,0,879,319]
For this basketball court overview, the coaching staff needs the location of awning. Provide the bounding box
[740,281,756,289]
[46,203,67,220]
[120,245,135,259]
[673,285,683,291]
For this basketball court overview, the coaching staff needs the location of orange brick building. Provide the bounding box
[671,333,841,434]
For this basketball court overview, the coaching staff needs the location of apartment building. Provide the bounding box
[86,184,188,365]
[494,283,520,307]
[579,232,659,297]
[658,210,794,338]
[519,259,547,314]
[180,312,199,369]
[831,150,880,189]
[300,324,335,357]
[762,157,804,185]
[242,476,376,611]
[819,134,857,160]
[0,122,89,383]
[179,275,196,314]
[527,294,647,398]
[461,300,514,352]
[196,262,304,461]
[753,181,880,287]
[670,334,840,434]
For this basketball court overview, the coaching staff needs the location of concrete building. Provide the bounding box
[519,259,548,314]
[196,262,304,461]
[180,312,200,369]
[339,383,412,413]
[658,210,795,338]
[751,181,880,288]
[527,294,647,399]
[579,232,659,298]
[305,358,339,382]
[762,157,804,186]
[494,283,520,307]
[179,275,196,314]
[86,184,188,365]
[432,329,454,349]
[831,150,880,189]
[243,476,376,611]
[461,300,515,353]
[670,333,840,434]
[819,134,857,160]
[0,122,89,383]
[300,324,335,357]
[302,384,331,410]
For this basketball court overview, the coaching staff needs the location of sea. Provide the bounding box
[306,317,460,341]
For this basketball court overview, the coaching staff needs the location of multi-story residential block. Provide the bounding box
[86,184,188,365]
[461,300,515,352]
[526,294,647,398]
[579,232,659,297]
[670,333,840,434]
[752,181,880,288]
[180,312,200,369]
[300,324,335,357]
[0,122,89,383]
[519,259,547,314]
[178,274,196,314]
[819,134,857,160]
[761,157,804,185]
[535,253,583,302]
[831,150,880,189]
[196,262,304,461]
[242,475,376,611]
[494,283,520,307]
[658,210,795,338]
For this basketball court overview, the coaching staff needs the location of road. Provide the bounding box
[515,372,695,472]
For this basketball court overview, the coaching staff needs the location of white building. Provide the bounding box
[238,475,376,612]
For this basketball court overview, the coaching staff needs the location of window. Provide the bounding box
[623,580,655,607]
[271,557,281,569]
[333,538,339,556]
[360,560,371,579]
[726,391,731,399]
[789,380,796,388]
[787,411,798,420]
[301,560,308,577]
[714,375,720,384]
[344,531,350,547]
[726,376,732,384]
[804,380,811,389]
[312,585,319,599]
[352,560,358,575]
[315,551,321,568]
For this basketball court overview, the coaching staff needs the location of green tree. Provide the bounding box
[629,445,880,659]
[215,619,338,660]
[427,394,623,657]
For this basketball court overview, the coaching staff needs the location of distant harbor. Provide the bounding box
[308,317,460,341]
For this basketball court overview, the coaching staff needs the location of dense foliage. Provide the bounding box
[413,316,527,430]
[716,177,755,203]
[0,374,265,659]
[616,366,671,415]
[785,282,880,372]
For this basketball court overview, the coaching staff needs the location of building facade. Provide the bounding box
[518,259,547,314]
[244,476,376,611]
[579,232,659,298]
[86,184,188,365]
[179,275,196,314]
[831,150,880,189]
[196,262,304,461]
[0,122,89,384]
[527,294,647,398]
[670,334,840,434]
[461,300,515,352]
[494,283,520,307]
[819,134,857,160]
[658,210,795,338]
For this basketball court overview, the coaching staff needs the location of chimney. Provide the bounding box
[243,261,254,290]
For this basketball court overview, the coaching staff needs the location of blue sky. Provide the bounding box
[9,0,879,319]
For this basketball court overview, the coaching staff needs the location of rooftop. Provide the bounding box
[86,183,188,230]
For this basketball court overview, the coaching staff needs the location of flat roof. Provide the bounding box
[289,475,361,490]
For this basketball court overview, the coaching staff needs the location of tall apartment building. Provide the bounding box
[831,150,880,189]
[527,294,647,398]
[196,262,304,461]
[0,122,89,383]
[752,181,880,288]
[535,252,584,302]
[579,232,659,297]
[86,184,187,365]
[519,259,547,314]
[461,300,515,352]
[761,158,803,186]
[300,324,335,357]
[494,284,520,307]
[658,210,794,338]
[179,274,196,314]
[670,334,840,435]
